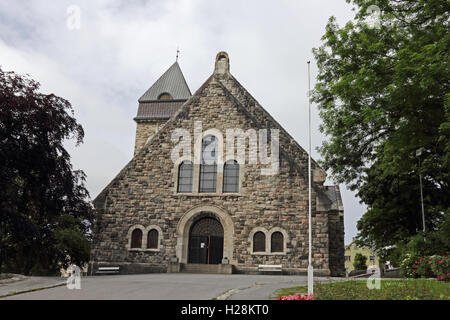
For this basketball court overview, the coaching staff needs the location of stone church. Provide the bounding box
[90,52,345,276]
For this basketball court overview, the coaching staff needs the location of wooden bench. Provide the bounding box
[96,266,120,274]
[258,264,283,273]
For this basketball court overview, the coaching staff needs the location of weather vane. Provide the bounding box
[176,47,180,62]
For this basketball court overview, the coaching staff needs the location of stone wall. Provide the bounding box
[91,73,344,276]
[328,211,345,276]
[134,119,167,155]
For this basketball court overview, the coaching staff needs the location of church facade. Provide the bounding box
[90,52,345,276]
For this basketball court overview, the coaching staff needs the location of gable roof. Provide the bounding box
[138,62,191,102]
[134,100,185,120]
[95,54,341,213]
[323,185,344,211]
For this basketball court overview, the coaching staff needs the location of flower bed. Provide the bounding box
[400,253,449,280]
[277,294,314,300]
[273,279,450,300]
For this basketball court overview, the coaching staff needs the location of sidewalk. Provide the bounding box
[0,275,66,298]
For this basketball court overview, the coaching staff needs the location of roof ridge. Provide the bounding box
[94,71,339,212]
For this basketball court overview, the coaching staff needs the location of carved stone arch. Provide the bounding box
[126,224,145,250]
[173,156,194,194]
[248,227,269,254]
[145,225,163,251]
[176,205,234,264]
[268,227,289,254]
[214,51,230,74]
[194,128,225,172]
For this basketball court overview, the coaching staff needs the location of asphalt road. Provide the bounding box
[1,273,342,300]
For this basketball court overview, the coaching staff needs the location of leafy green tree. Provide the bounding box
[354,253,368,270]
[312,0,450,251]
[0,66,93,275]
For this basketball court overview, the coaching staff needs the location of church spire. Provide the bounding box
[138,61,191,103]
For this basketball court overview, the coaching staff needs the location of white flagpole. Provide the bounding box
[307,60,314,296]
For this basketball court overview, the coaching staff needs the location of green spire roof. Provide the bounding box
[138,62,191,102]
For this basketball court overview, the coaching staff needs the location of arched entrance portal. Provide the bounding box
[188,216,224,264]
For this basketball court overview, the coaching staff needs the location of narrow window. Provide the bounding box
[253,231,266,252]
[199,135,217,193]
[177,160,193,193]
[131,229,143,249]
[223,160,239,193]
[271,232,284,253]
[147,229,159,249]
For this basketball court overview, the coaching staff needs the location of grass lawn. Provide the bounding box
[272,279,450,300]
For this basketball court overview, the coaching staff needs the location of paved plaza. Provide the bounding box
[1,273,342,300]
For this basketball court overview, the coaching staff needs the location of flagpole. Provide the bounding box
[307,60,314,296]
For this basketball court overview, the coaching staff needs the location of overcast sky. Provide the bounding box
[0,0,364,244]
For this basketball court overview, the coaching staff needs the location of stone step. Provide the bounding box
[181,263,229,274]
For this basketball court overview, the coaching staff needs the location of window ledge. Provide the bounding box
[175,192,242,197]
[128,248,160,252]
[251,252,287,256]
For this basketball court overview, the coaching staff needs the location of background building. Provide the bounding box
[344,239,380,273]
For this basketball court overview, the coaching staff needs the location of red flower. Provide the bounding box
[440,261,443,264]
[440,276,444,280]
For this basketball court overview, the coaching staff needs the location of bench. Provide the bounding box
[258,264,283,273]
[96,266,120,274]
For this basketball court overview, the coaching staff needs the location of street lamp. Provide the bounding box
[416,148,426,234]
[307,61,313,295]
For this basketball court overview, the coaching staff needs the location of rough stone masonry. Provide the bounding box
[89,51,345,276]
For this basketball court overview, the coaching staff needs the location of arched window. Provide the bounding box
[131,229,143,249]
[158,92,172,100]
[177,160,193,193]
[147,229,159,249]
[223,160,239,193]
[271,232,284,253]
[253,231,266,252]
[199,135,217,193]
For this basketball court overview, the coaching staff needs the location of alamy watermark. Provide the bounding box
[171,121,280,175]
[365,5,382,30]
[66,264,81,290]
[66,5,81,30]
[366,265,381,290]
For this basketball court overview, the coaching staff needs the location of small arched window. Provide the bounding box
[271,232,284,253]
[253,231,266,252]
[177,160,193,193]
[223,160,239,193]
[199,135,218,193]
[147,229,159,249]
[131,229,143,249]
[158,92,172,100]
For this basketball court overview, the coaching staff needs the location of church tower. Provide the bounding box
[133,61,191,154]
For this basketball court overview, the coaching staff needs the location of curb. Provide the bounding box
[0,282,66,299]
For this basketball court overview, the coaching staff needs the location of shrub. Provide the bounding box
[400,253,435,278]
[430,255,449,281]
[353,253,368,270]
